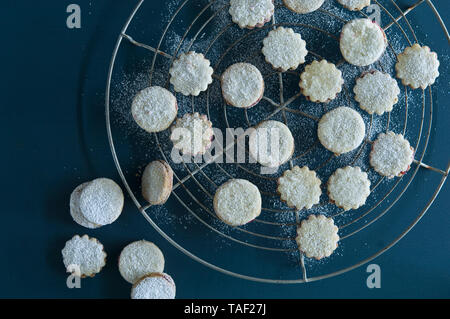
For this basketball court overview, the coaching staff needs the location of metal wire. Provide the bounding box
[105,0,449,283]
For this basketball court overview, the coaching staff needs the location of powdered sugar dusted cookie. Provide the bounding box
[262,27,308,71]
[340,18,387,66]
[327,166,371,211]
[370,131,414,178]
[299,60,343,103]
[221,62,264,108]
[229,0,274,29]
[62,235,106,278]
[277,166,321,210]
[283,0,324,13]
[169,51,213,96]
[337,0,370,11]
[213,179,262,226]
[119,240,165,284]
[78,178,124,226]
[395,44,440,89]
[249,120,295,168]
[131,273,176,299]
[170,112,214,156]
[70,182,100,229]
[318,107,365,155]
[296,214,339,260]
[141,160,173,205]
[354,70,400,115]
[131,86,178,133]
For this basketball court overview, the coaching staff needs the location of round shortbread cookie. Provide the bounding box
[229,0,274,29]
[327,166,371,211]
[370,131,414,178]
[299,60,343,103]
[78,178,124,226]
[131,86,178,133]
[318,107,366,155]
[69,182,101,229]
[119,240,165,284]
[213,179,262,226]
[395,44,440,90]
[277,166,321,210]
[337,0,371,11]
[221,62,264,108]
[262,27,308,71]
[62,235,106,278]
[170,112,214,156]
[249,120,295,168]
[131,273,176,299]
[354,70,400,115]
[283,0,324,14]
[141,160,173,205]
[296,214,339,260]
[169,51,213,96]
[340,18,387,66]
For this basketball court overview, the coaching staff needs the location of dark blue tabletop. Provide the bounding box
[0,0,448,298]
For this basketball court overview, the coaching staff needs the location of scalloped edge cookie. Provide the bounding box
[395,44,440,90]
[327,166,371,211]
[318,107,366,155]
[169,51,213,96]
[340,18,387,66]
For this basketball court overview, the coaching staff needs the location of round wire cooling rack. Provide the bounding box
[105,0,449,283]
